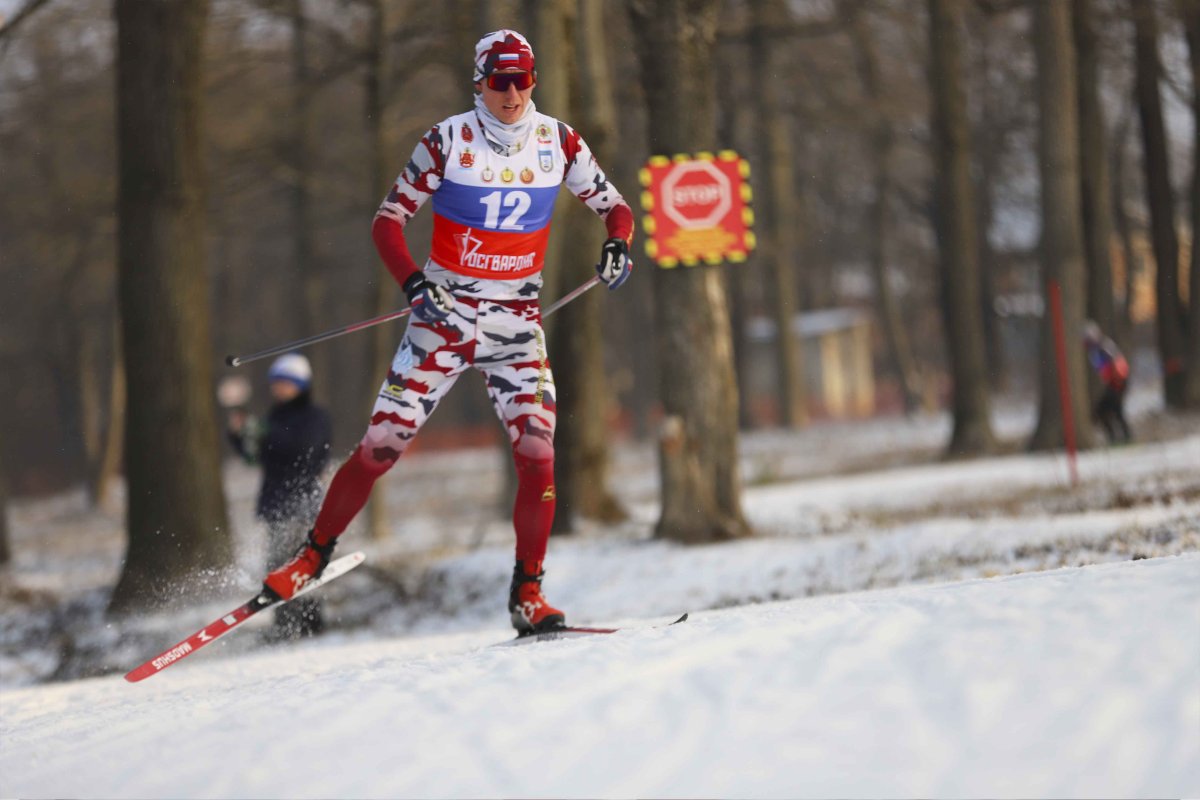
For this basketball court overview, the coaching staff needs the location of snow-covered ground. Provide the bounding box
[2,556,1197,798]
[1,389,1198,796]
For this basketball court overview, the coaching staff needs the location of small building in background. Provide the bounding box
[745,308,875,424]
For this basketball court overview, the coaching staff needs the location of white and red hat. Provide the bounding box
[473,29,535,81]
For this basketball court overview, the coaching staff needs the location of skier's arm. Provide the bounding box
[559,122,634,244]
[559,123,634,289]
[372,124,449,288]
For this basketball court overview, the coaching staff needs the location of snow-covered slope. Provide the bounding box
[3,554,1197,799]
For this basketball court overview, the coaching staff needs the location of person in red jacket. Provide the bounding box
[261,30,634,635]
[1083,321,1132,444]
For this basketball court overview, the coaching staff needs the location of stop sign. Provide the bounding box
[640,151,754,268]
[661,161,732,230]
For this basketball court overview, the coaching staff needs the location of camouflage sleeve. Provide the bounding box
[559,122,634,242]
[375,122,449,226]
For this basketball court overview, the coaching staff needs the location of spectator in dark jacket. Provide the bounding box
[228,353,332,638]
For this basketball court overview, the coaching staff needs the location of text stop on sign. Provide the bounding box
[639,151,755,268]
[663,162,732,229]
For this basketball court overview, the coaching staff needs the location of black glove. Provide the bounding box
[403,273,454,323]
[596,238,632,290]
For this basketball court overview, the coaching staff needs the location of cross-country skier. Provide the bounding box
[1083,321,1132,444]
[260,29,634,634]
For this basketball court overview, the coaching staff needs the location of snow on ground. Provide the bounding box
[2,555,1197,798]
[1,389,1198,795]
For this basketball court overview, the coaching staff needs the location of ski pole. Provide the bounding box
[542,274,601,317]
[225,307,412,367]
[225,273,604,368]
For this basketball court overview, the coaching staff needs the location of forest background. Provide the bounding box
[1,0,1199,606]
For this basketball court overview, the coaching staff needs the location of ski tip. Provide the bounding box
[672,613,689,624]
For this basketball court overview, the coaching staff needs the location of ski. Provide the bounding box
[124,551,365,683]
[497,613,689,647]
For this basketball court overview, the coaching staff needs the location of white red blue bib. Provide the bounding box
[429,113,565,280]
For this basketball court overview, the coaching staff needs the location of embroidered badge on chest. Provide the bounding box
[539,149,553,172]
[536,123,552,144]
[459,147,475,169]
[481,166,494,182]
[520,168,534,184]
[461,122,474,143]
[501,167,515,183]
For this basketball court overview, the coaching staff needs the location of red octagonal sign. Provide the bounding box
[640,151,754,268]
[663,162,732,229]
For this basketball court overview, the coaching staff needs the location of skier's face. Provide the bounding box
[476,69,534,124]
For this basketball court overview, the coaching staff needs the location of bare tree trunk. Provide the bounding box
[1030,0,1097,452]
[975,157,1005,393]
[0,431,10,566]
[289,0,331,408]
[479,0,516,32]
[1180,0,1200,406]
[362,0,394,541]
[927,0,996,456]
[1132,0,1188,407]
[110,0,233,613]
[716,34,754,430]
[446,0,479,109]
[83,320,124,510]
[749,0,807,428]
[627,0,750,543]
[97,329,126,513]
[549,0,626,532]
[1111,106,1140,349]
[850,7,925,414]
[1073,0,1118,340]
[530,0,571,304]
[972,19,1007,392]
[79,319,105,504]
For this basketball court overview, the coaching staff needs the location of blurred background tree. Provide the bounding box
[1029,0,1097,451]
[1,0,1199,584]
[108,0,232,611]
[628,0,750,543]
[544,0,627,533]
[928,0,997,456]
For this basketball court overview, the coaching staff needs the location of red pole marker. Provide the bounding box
[1047,280,1078,486]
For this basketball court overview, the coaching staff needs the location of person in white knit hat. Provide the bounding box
[229,353,332,639]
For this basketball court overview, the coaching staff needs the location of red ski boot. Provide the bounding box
[263,531,336,601]
[508,560,566,635]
